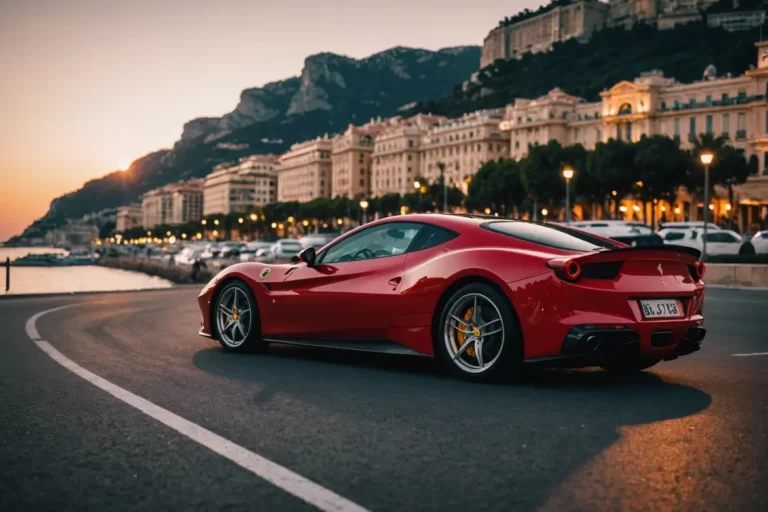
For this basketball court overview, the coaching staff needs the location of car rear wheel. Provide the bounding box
[436,283,523,383]
[213,280,266,353]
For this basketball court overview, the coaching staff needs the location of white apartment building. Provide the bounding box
[203,154,278,216]
[331,120,391,199]
[420,109,509,192]
[371,115,446,196]
[116,204,143,232]
[500,42,768,229]
[142,178,204,228]
[277,137,333,203]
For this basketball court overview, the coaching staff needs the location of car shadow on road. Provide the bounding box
[192,344,713,511]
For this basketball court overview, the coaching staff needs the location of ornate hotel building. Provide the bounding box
[277,137,333,203]
[481,1,609,67]
[371,114,446,196]
[203,154,278,216]
[331,120,390,199]
[116,204,143,232]
[141,179,204,229]
[420,110,510,192]
[500,42,768,228]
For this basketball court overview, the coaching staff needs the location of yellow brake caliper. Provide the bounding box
[456,308,476,358]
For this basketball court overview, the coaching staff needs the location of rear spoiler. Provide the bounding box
[568,244,702,265]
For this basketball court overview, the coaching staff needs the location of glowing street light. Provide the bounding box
[201,220,207,226]
[413,180,420,189]
[250,213,257,221]
[238,217,244,224]
[541,208,549,217]
[213,219,220,226]
[562,167,574,224]
[359,200,369,224]
[700,150,715,261]
[484,207,491,215]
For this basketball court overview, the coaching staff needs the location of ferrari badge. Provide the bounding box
[260,267,271,280]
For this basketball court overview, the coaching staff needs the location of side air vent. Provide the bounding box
[580,261,622,280]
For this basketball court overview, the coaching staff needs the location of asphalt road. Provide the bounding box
[1,285,766,511]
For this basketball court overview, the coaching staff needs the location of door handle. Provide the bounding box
[388,277,402,287]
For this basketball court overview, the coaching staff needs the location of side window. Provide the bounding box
[690,231,698,239]
[665,232,685,241]
[408,225,458,252]
[706,233,725,243]
[319,223,423,263]
[762,233,768,239]
[722,233,739,243]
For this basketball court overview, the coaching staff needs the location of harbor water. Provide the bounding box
[1,247,173,296]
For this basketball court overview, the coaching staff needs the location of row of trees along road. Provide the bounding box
[117,134,752,241]
[468,134,752,227]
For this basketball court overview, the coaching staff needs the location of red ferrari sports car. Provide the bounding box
[197,214,706,381]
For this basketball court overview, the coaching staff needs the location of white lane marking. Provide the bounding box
[28,307,369,512]
[25,304,77,340]
[731,352,768,357]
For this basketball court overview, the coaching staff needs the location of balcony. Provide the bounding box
[659,95,765,113]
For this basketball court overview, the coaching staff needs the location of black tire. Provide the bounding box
[739,242,756,256]
[600,357,661,375]
[435,282,523,383]
[212,280,267,353]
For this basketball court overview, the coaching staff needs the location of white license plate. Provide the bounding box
[639,299,683,319]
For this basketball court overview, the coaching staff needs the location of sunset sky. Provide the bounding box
[0,0,546,241]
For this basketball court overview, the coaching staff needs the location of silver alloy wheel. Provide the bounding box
[444,292,505,374]
[216,286,252,348]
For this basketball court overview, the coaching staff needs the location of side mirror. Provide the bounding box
[298,247,316,266]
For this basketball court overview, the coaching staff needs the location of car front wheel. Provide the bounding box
[436,283,523,383]
[213,280,266,353]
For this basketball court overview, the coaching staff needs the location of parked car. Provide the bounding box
[271,239,303,260]
[175,247,203,266]
[219,242,244,259]
[568,221,661,246]
[662,228,754,256]
[300,233,337,250]
[750,231,768,254]
[200,243,221,260]
[658,221,720,231]
[239,242,276,263]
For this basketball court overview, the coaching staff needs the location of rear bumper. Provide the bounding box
[527,324,706,368]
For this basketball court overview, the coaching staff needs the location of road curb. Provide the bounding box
[0,284,200,301]
[706,284,768,291]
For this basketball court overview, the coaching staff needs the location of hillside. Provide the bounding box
[404,22,764,118]
[16,46,481,240]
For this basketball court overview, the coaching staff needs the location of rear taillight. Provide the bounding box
[548,258,582,282]
[688,261,705,282]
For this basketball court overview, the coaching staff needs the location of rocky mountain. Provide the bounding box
[16,45,480,240]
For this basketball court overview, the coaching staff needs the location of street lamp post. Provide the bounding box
[562,167,574,224]
[700,151,714,262]
[359,199,369,225]
[437,162,447,213]
[414,180,421,212]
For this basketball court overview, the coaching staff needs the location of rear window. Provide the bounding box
[482,221,617,252]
